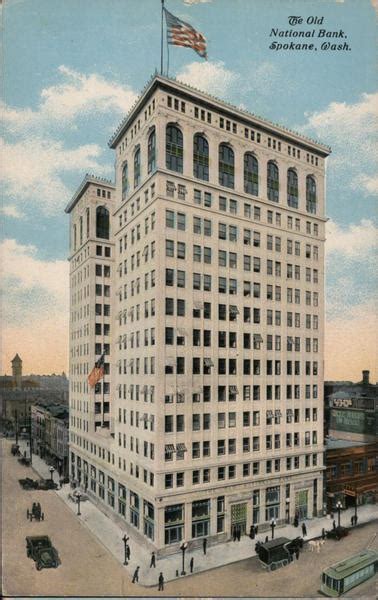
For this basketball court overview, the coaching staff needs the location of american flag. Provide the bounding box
[88,353,105,388]
[165,9,207,59]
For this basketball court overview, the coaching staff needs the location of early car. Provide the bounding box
[26,502,44,521]
[19,478,39,490]
[37,479,58,490]
[255,537,302,571]
[326,526,349,540]
[26,536,60,570]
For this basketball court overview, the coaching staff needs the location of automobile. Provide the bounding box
[326,525,349,540]
[26,536,60,570]
[19,478,39,490]
[37,479,58,490]
[255,537,299,571]
[26,502,44,521]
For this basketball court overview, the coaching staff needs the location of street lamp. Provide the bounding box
[76,490,82,516]
[49,466,55,482]
[336,500,342,528]
[122,534,129,565]
[270,518,277,539]
[180,542,188,575]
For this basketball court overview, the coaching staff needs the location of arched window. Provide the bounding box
[73,224,77,251]
[267,161,279,202]
[166,124,183,173]
[306,175,317,214]
[148,129,156,174]
[122,162,129,200]
[79,216,83,245]
[86,208,90,239]
[244,153,259,195]
[96,206,109,240]
[219,143,234,188]
[193,133,209,181]
[134,146,141,188]
[287,168,298,208]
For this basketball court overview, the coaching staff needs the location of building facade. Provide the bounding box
[66,75,330,555]
[31,402,69,476]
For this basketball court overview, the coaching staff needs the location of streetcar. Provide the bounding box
[320,549,377,596]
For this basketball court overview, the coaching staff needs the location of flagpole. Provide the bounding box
[161,0,165,75]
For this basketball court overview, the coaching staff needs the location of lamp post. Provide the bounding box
[122,534,129,566]
[76,490,82,516]
[49,466,55,482]
[270,518,277,539]
[336,500,342,528]
[180,542,188,575]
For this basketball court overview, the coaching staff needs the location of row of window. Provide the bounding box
[164,453,319,489]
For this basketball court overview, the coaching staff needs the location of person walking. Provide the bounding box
[321,528,326,540]
[132,566,140,583]
[255,525,258,535]
[150,551,156,568]
[351,515,354,527]
[233,527,237,542]
[265,535,269,543]
[249,525,255,539]
[158,572,164,591]
[302,522,307,537]
[237,526,241,541]
[203,537,207,555]
[332,519,336,530]
[190,557,194,573]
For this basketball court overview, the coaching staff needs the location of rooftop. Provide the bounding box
[65,173,115,214]
[108,73,331,155]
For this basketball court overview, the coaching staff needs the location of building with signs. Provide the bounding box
[324,370,378,511]
[66,74,330,555]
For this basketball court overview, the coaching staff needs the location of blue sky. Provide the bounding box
[1,0,377,378]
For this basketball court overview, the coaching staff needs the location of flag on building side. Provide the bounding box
[164,8,207,59]
[88,353,105,388]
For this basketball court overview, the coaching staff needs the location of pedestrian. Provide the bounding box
[265,535,269,543]
[158,572,164,591]
[295,549,300,560]
[203,537,207,555]
[250,525,255,540]
[351,515,354,527]
[132,566,139,583]
[294,513,299,528]
[126,545,131,561]
[150,551,156,568]
[237,526,241,541]
[233,528,237,542]
[321,528,326,540]
[332,520,336,530]
[190,557,194,573]
[301,522,307,537]
[255,525,258,535]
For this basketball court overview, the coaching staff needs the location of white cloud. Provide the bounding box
[1,239,69,306]
[2,65,138,135]
[176,61,239,98]
[326,218,378,259]
[300,92,378,196]
[1,238,70,373]
[1,136,111,214]
[0,205,25,219]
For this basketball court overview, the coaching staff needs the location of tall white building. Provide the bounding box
[66,75,330,556]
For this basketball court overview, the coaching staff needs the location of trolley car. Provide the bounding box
[320,549,377,596]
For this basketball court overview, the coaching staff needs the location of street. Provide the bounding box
[2,438,377,597]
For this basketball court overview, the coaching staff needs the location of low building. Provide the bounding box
[31,402,69,477]
[325,439,377,512]
[324,370,377,512]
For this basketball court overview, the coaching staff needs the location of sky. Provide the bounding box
[1,0,377,380]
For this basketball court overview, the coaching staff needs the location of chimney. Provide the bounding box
[362,370,370,385]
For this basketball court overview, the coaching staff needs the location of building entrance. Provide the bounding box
[230,502,247,537]
[295,490,308,520]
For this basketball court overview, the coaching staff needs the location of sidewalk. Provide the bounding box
[16,439,378,588]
